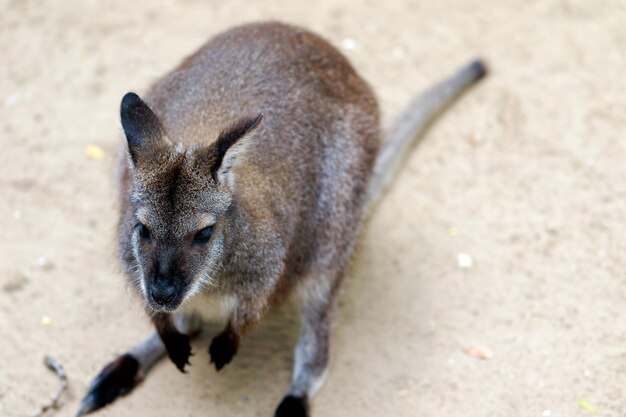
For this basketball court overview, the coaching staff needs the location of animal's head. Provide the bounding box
[120,92,262,312]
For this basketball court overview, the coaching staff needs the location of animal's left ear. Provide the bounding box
[206,113,264,183]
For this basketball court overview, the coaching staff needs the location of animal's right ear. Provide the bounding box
[120,92,166,164]
[207,113,264,183]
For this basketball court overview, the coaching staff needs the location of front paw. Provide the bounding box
[275,395,309,417]
[209,331,239,371]
[164,332,192,372]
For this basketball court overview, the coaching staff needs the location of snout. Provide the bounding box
[149,279,178,307]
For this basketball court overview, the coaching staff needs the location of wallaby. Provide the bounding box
[77,21,486,417]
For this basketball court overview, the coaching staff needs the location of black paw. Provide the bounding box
[77,354,140,416]
[275,395,309,417]
[163,332,192,373]
[209,331,239,371]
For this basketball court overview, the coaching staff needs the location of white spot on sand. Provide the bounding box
[457,252,473,269]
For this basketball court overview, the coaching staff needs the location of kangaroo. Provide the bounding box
[77,21,486,417]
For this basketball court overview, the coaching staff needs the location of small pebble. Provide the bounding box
[36,256,54,271]
[462,345,493,360]
[341,38,358,50]
[457,253,473,269]
[85,145,105,160]
[542,410,551,417]
[4,93,19,107]
[578,399,598,413]
[13,209,22,220]
[467,133,481,147]
[42,316,52,325]
[448,227,458,237]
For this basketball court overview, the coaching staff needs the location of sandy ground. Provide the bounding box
[2,0,626,416]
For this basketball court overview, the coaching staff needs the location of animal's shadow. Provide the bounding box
[143,227,431,416]
[180,302,302,415]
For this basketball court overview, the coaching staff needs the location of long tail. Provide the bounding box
[365,59,488,213]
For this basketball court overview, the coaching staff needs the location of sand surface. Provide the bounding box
[2,1,626,416]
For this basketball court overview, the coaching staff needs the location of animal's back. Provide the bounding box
[146,22,378,146]
[142,22,380,284]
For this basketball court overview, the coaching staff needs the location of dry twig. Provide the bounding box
[30,355,68,417]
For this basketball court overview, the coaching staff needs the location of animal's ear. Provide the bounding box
[120,92,167,164]
[209,113,264,183]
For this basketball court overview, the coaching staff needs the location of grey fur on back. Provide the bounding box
[118,21,379,318]
[366,59,486,210]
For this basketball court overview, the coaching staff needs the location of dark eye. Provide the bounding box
[194,226,213,244]
[136,222,151,240]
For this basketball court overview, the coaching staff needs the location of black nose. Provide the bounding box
[149,280,177,305]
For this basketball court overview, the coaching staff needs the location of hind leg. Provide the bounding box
[77,314,202,416]
[275,278,338,417]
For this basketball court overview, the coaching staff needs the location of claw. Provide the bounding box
[76,354,140,416]
[209,331,239,371]
[162,332,192,373]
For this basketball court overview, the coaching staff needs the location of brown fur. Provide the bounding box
[117,21,378,416]
[79,21,486,417]
[118,22,378,319]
